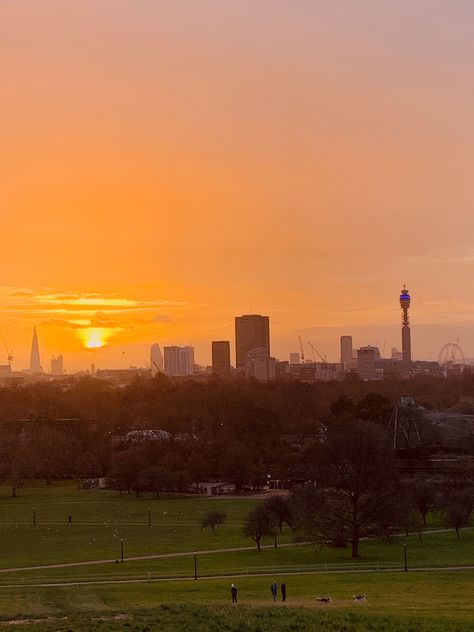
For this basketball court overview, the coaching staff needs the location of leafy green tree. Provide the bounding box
[109,447,146,495]
[330,395,355,418]
[0,433,37,497]
[218,443,258,492]
[355,393,392,425]
[135,465,173,496]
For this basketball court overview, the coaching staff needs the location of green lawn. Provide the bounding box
[0,482,473,581]
[0,482,473,630]
[0,572,473,630]
[0,482,265,567]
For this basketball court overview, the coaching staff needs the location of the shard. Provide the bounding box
[30,326,42,373]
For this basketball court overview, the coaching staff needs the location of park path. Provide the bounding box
[0,541,313,574]
[0,526,469,574]
[0,563,473,589]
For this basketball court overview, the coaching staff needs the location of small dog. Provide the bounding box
[352,594,366,602]
[316,597,332,603]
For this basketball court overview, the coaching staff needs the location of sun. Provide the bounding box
[78,327,112,349]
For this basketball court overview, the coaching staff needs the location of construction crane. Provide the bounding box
[298,336,305,363]
[308,342,327,363]
[0,332,13,367]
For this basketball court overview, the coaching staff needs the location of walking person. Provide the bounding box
[281,582,287,602]
[271,581,278,602]
[230,583,238,604]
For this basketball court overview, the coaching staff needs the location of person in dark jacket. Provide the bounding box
[230,583,238,603]
[271,581,278,602]
[281,582,287,602]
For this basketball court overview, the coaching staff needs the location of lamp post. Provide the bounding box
[121,538,124,563]
[274,526,277,549]
[194,552,198,580]
[33,508,36,526]
[403,543,408,572]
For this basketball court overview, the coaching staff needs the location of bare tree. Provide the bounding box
[261,495,294,533]
[442,489,474,539]
[243,504,272,551]
[201,510,226,535]
[412,479,437,526]
[292,423,400,558]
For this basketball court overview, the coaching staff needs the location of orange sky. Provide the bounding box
[2,1,474,371]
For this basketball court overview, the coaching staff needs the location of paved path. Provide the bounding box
[0,564,473,589]
[0,541,313,574]
[0,527,471,576]
[0,526,470,574]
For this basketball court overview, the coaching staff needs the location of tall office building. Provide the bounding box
[212,341,231,378]
[400,285,412,362]
[357,345,381,380]
[340,335,353,368]
[51,355,64,376]
[164,346,194,377]
[30,326,42,374]
[235,314,270,369]
[150,343,164,376]
[245,347,276,382]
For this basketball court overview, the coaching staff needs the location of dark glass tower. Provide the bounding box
[235,315,270,369]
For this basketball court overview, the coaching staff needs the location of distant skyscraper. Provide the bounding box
[340,335,353,368]
[150,343,164,376]
[357,345,381,380]
[245,347,276,382]
[289,352,300,364]
[400,285,412,362]
[212,341,231,378]
[235,314,270,369]
[164,346,194,376]
[51,355,64,376]
[30,327,42,373]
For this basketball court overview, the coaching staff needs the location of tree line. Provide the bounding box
[239,422,474,557]
[0,374,472,548]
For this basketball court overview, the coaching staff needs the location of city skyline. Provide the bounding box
[5,290,474,375]
[3,2,474,370]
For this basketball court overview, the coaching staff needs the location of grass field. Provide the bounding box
[2,607,474,632]
[0,572,473,630]
[0,482,472,629]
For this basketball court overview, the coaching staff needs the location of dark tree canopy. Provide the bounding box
[292,422,400,557]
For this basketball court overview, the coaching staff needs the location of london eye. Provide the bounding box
[438,342,465,365]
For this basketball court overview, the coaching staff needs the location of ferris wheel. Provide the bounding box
[438,342,465,365]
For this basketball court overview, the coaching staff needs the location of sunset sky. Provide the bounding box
[2,1,474,371]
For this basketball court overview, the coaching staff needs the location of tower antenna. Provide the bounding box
[399,285,412,363]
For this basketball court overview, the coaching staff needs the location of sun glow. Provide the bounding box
[78,327,117,349]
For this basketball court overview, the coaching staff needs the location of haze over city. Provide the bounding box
[3,1,474,371]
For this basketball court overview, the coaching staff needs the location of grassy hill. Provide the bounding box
[0,482,472,630]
